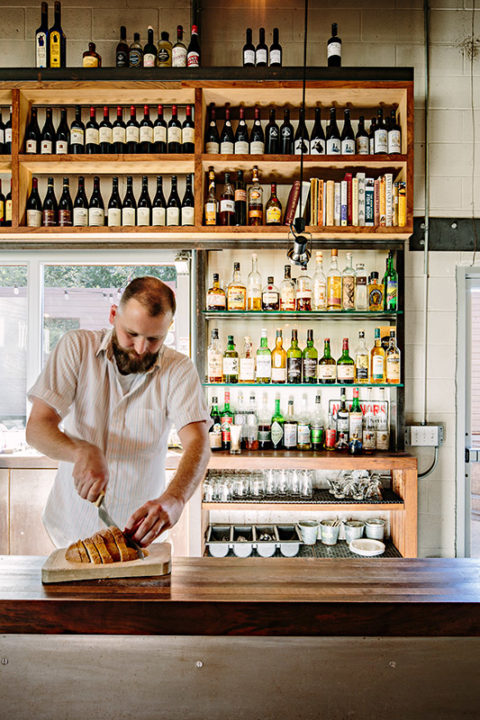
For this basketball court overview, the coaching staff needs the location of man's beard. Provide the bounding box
[112,330,159,375]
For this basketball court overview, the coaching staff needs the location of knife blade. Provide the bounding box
[94,492,145,560]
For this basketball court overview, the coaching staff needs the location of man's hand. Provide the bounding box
[124,491,184,547]
[72,441,109,502]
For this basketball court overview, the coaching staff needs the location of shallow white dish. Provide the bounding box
[349,538,386,557]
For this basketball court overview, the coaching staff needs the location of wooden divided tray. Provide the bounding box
[41,542,171,584]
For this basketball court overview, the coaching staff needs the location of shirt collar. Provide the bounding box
[97,328,165,374]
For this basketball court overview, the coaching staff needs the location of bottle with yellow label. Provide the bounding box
[265,183,282,225]
[227,262,247,311]
[204,167,217,226]
[49,1,66,68]
[368,271,384,311]
[327,248,342,310]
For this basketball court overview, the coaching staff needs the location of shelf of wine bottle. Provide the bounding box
[19,154,195,175]
[203,382,403,388]
[203,310,402,320]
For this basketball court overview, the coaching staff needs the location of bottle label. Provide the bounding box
[71,128,84,146]
[311,424,324,445]
[376,430,389,450]
[386,356,401,382]
[312,281,326,310]
[108,207,121,226]
[182,127,195,145]
[327,41,341,58]
[318,364,336,381]
[88,207,105,226]
[337,365,354,381]
[298,424,311,445]
[296,290,312,303]
[327,277,342,309]
[58,209,72,226]
[5,199,12,222]
[337,414,349,434]
[342,276,355,309]
[205,141,219,154]
[137,206,151,226]
[250,141,264,154]
[357,136,369,154]
[126,126,139,143]
[205,201,217,225]
[256,355,271,380]
[166,206,180,226]
[363,429,376,450]
[27,209,42,227]
[270,49,281,65]
[283,423,297,448]
[86,128,99,145]
[243,49,255,65]
[152,126,166,146]
[36,33,47,67]
[234,188,247,202]
[143,53,156,67]
[113,126,126,143]
[287,357,302,383]
[350,416,364,441]
[182,206,194,226]
[220,141,234,154]
[223,357,238,376]
[221,416,232,443]
[325,428,336,449]
[310,137,326,154]
[220,199,235,214]
[326,137,341,154]
[386,279,398,307]
[172,46,187,67]
[26,139,37,153]
[294,138,310,154]
[122,207,136,226]
[227,288,246,310]
[234,140,249,155]
[355,357,369,380]
[262,291,279,306]
[256,49,267,64]
[152,206,166,226]
[341,138,355,155]
[187,51,200,67]
[209,426,222,450]
[168,126,181,144]
[266,206,282,224]
[5,128,12,144]
[116,51,128,68]
[73,207,88,227]
[42,209,56,227]
[369,287,384,309]
[271,367,287,383]
[303,357,317,380]
[40,140,52,154]
[239,357,255,382]
[375,129,388,154]
[83,55,99,68]
[56,140,68,154]
[372,355,385,379]
[208,352,223,379]
[280,289,296,311]
[388,129,401,154]
[140,126,153,144]
[157,48,171,65]
[271,420,283,447]
[129,50,142,67]
[99,126,112,145]
[207,292,225,308]
[258,426,271,444]
[50,32,61,67]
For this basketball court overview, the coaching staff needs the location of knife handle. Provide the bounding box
[93,492,105,508]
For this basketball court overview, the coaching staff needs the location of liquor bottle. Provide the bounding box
[139,105,154,153]
[0,181,5,226]
[371,328,386,383]
[341,108,355,154]
[310,107,326,155]
[356,115,369,154]
[355,263,368,310]
[280,108,294,154]
[256,329,271,383]
[233,391,246,445]
[234,107,249,154]
[355,330,370,383]
[172,25,187,67]
[182,105,195,153]
[25,108,40,154]
[256,27,268,66]
[112,106,126,153]
[157,31,172,67]
[342,252,356,310]
[153,104,167,153]
[3,183,11,226]
[245,393,259,450]
[239,336,256,384]
[336,389,349,442]
[265,183,282,225]
[166,175,181,226]
[99,106,112,154]
[248,166,263,225]
[368,272,384,311]
[383,250,398,310]
[73,176,88,227]
[227,262,247,310]
[181,174,195,226]
[327,22,341,66]
[326,107,341,154]
[83,42,102,67]
[221,391,234,450]
[243,28,255,66]
[294,108,310,155]
[262,276,280,311]
[107,177,122,227]
[318,338,336,385]
[279,265,296,310]
[36,2,49,68]
[368,117,377,154]
[207,328,223,382]
[53,107,68,154]
[385,330,401,384]
[205,104,220,154]
[168,105,182,153]
[26,177,42,227]
[223,335,239,383]
[116,26,129,67]
[388,108,401,154]
[286,329,302,384]
[204,167,217,226]
[152,175,167,226]
[85,107,99,154]
[250,107,265,154]
[126,106,140,153]
[247,253,262,310]
[283,399,297,449]
[49,1,66,68]
[3,110,11,154]
[258,394,272,449]
[349,388,363,441]
[143,26,156,67]
[206,274,226,310]
[129,33,143,67]
[122,175,137,226]
[220,106,235,154]
[209,396,223,451]
[42,176,57,227]
[58,178,73,227]
[88,175,105,227]
[337,338,355,384]
[270,396,285,449]
[374,108,388,154]
[311,394,325,451]
[234,170,247,225]
[265,109,280,154]
[40,108,56,154]
[297,396,312,450]
[302,329,318,383]
[187,25,201,68]
[296,265,312,311]
[312,251,327,310]
[269,28,282,67]
[376,387,390,450]
[327,249,342,310]
[137,175,152,226]
[362,389,376,453]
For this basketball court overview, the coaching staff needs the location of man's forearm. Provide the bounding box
[26,417,80,463]
[165,437,211,505]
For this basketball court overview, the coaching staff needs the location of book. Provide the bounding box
[294,181,311,221]
[385,173,393,227]
[374,178,380,225]
[317,179,324,225]
[325,180,335,225]
[379,176,386,226]
[352,177,359,226]
[344,172,353,225]
[310,178,317,226]
[398,181,407,226]
[357,172,366,226]
[340,180,348,226]
[365,178,374,226]
[284,180,301,225]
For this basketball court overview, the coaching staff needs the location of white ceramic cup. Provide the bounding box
[298,520,319,545]
[365,518,386,540]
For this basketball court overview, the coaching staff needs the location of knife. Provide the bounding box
[94,492,145,560]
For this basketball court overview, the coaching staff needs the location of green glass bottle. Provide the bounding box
[383,250,398,310]
[256,328,272,384]
[336,337,355,384]
[318,338,336,385]
[302,328,318,384]
[286,329,302,384]
[220,390,234,450]
[222,335,239,383]
[270,396,285,449]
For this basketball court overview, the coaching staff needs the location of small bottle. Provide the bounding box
[283,399,298,450]
[209,396,223,451]
[356,115,369,154]
[234,170,247,225]
[354,263,368,310]
[269,28,282,67]
[143,26,157,67]
[355,330,370,384]
[336,338,355,384]
[223,335,239,383]
[88,175,105,227]
[152,176,167,226]
[42,176,57,227]
[219,172,235,226]
[239,336,256,384]
[227,262,247,311]
[234,107,250,155]
[205,104,220,154]
[220,106,235,154]
[342,252,356,310]
[286,329,302,384]
[311,394,325,451]
[172,25,187,67]
[137,175,152,226]
[318,338,336,385]
[327,249,342,310]
[221,391,234,451]
[327,23,341,66]
[368,271,385,311]
[326,107,341,155]
[181,174,195,226]
[207,273,226,311]
[248,166,263,226]
[207,328,223,383]
[270,396,285,449]
[26,177,42,227]
[187,25,200,67]
[255,27,268,67]
[204,167,217,226]
[250,107,265,155]
[116,26,129,67]
[129,32,143,67]
[243,28,255,67]
[166,175,181,226]
[271,329,287,384]
[107,177,122,227]
[256,329,272,384]
[265,183,282,225]
[386,330,401,384]
[83,41,102,67]
[279,265,296,311]
[370,328,386,383]
[262,276,280,311]
[302,329,318,384]
[341,108,355,154]
[312,251,327,310]
[296,265,312,311]
[157,31,172,67]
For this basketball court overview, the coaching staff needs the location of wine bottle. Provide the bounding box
[143,26,157,67]
[220,105,235,154]
[25,108,40,154]
[280,108,294,154]
[42,176,57,227]
[129,32,143,67]
[4,109,11,154]
[368,117,376,154]
[327,22,341,67]
[153,104,167,153]
[219,172,235,226]
[152,175,167,226]
[69,105,85,154]
[0,180,6,226]
[310,107,326,154]
[265,108,279,154]
[326,106,340,154]
[73,176,88,227]
[139,104,154,153]
[112,106,126,153]
[85,106,99,154]
[137,175,152,226]
[388,108,402,154]
[88,175,105,227]
[116,26,129,67]
[187,25,200,67]
[167,104,182,153]
[248,165,263,225]
[374,107,388,154]
[126,105,139,153]
[26,177,42,227]
[341,108,355,154]
[356,115,369,155]
[234,106,249,154]
[55,107,69,154]
[243,28,255,67]
[99,106,112,154]
[205,103,220,154]
[250,106,265,154]
[256,27,268,67]
[49,1,66,68]
[182,104,195,153]
[122,176,136,226]
[107,177,122,227]
[172,25,187,67]
[40,108,56,154]
[157,31,172,67]
[204,167,217,226]
[167,175,181,226]
[234,170,247,225]
[0,113,5,155]
[269,27,282,66]
[58,176,73,226]
[35,2,49,68]
[181,174,195,226]
[294,107,310,155]
[4,185,12,227]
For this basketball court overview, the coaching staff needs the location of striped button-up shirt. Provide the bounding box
[28,328,210,547]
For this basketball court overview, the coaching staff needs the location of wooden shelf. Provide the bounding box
[203,310,402,320]
[203,383,403,388]
[0,155,11,172]
[207,450,416,470]
[19,154,195,175]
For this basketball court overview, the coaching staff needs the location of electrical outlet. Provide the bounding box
[405,424,444,447]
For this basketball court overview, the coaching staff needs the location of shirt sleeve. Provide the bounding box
[166,355,212,432]
[27,330,83,418]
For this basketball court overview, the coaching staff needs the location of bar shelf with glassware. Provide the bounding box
[203,310,402,320]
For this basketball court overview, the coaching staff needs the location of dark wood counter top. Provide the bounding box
[1,556,480,637]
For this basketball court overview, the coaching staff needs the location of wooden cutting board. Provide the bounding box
[41,542,171,584]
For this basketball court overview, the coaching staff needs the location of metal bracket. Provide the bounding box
[410,217,480,251]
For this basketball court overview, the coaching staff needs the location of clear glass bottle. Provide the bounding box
[296,266,312,311]
[283,399,298,449]
[385,329,401,384]
[247,253,262,311]
[312,251,327,310]
[376,387,390,450]
[256,329,272,384]
[222,335,239,383]
[279,264,296,311]
[261,275,280,311]
[207,328,223,383]
[239,336,256,384]
[258,393,272,449]
[370,327,386,383]
[297,395,312,450]
[271,329,287,384]
[363,388,376,453]
[245,393,259,450]
[227,262,247,311]
[327,249,342,310]
[342,252,356,310]
[355,330,370,383]
[354,263,368,311]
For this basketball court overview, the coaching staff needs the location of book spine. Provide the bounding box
[393,181,399,226]
[379,176,386,226]
[318,179,324,225]
[340,180,348,226]
[365,178,374,226]
[374,178,380,225]
[357,172,366,226]
[345,172,353,225]
[326,180,335,225]
[385,173,393,227]
[352,177,359,226]
[294,181,311,220]
[284,180,301,225]
[334,182,341,226]
[398,181,407,226]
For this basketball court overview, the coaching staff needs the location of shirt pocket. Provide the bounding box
[123,407,164,455]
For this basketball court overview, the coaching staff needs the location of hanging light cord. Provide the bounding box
[292,0,309,234]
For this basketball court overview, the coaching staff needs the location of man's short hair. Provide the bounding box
[120,276,176,317]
